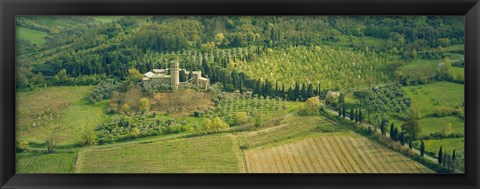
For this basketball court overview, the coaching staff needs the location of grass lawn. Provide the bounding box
[403,81,464,118]
[384,116,464,136]
[418,116,464,136]
[441,44,464,53]
[93,16,124,23]
[76,134,241,173]
[420,137,464,172]
[16,26,48,45]
[401,58,440,79]
[16,152,76,173]
[423,138,464,158]
[451,67,464,82]
[17,86,109,145]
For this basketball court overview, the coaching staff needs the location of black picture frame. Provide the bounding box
[1,0,479,188]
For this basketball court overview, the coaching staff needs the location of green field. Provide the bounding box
[391,115,465,137]
[16,26,48,45]
[418,116,464,136]
[93,16,124,23]
[423,138,464,157]
[400,58,440,79]
[17,86,109,145]
[403,81,464,118]
[16,152,76,173]
[401,81,464,172]
[76,134,241,173]
[451,67,464,82]
[441,44,464,53]
[238,116,344,148]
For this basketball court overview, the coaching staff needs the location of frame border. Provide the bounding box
[1,0,479,188]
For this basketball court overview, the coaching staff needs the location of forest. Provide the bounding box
[16,16,464,173]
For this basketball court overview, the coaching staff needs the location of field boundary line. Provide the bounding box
[228,134,247,173]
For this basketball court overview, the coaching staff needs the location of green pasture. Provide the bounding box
[403,81,464,118]
[16,26,48,45]
[76,134,241,173]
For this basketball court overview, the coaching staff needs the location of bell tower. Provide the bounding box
[170,60,180,89]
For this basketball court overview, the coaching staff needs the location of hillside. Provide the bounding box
[15,16,464,174]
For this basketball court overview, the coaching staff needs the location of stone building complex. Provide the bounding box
[142,61,209,89]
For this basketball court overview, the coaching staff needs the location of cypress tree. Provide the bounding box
[231,70,238,89]
[350,109,354,121]
[317,83,321,99]
[393,127,399,141]
[222,73,227,89]
[275,81,279,97]
[399,132,405,145]
[263,79,270,97]
[294,82,300,100]
[288,87,295,101]
[408,137,413,149]
[339,107,342,117]
[342,103,346,119]
[301,83,307,100]
[254,79,262,97]
[452,149,456,161]
[438,146,443,165]
[202,55,210,77]
[450,153,455,171]
[442,153,447,166]
[380,119,386,136]
[358,109,363,122]
[239,78,244,94]
[355,109,359,122]
[307,83,314,98]
[390,123,395,139]
[420,140,425,157]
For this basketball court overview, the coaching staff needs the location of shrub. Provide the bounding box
[432,106,456,117]
[193,111,201,117]
[18,141,29,152]
[79,130,97,146]
[254,118,263,128]
[131,127,141,138]
[195,117,229,134]
[299,97,321,116]
[167,124,183,133]
[240,143,250,150]
[235,112,249,125]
